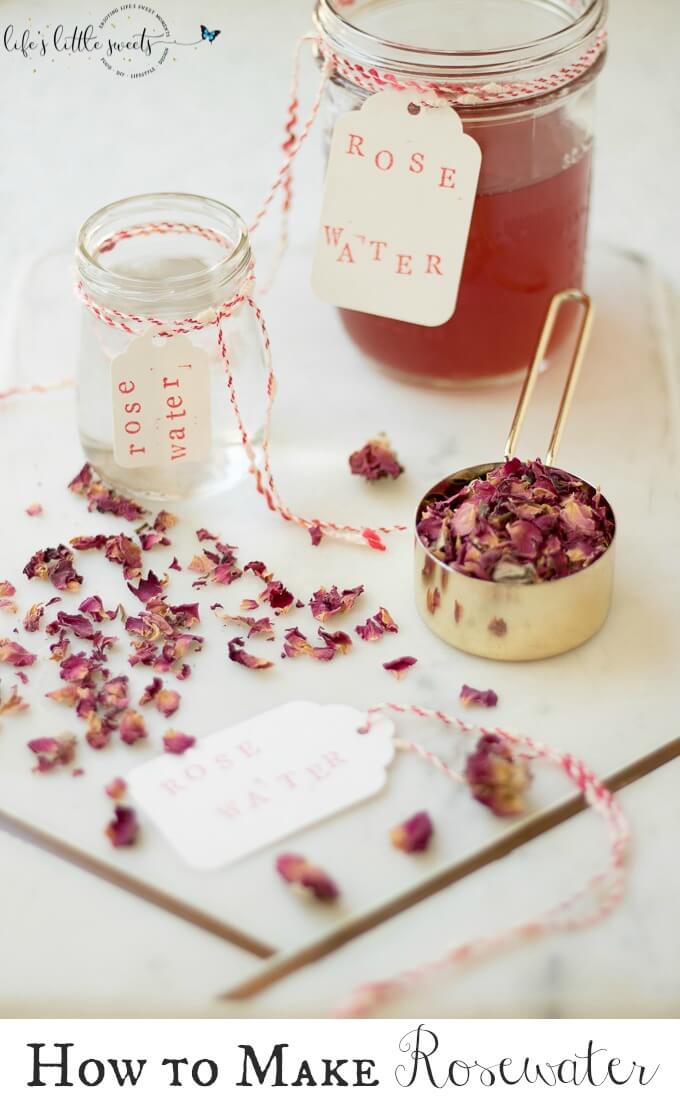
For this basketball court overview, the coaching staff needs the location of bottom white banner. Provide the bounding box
[0,1018,675,1096]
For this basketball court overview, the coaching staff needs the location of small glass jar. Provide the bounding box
[76,193,265,500]
[314,0,607,387]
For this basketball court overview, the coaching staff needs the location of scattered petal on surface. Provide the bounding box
[308,524,323,546]
[355,616,384,642]
[228,637,274,670]
[390,811,433,853]
[382,656,417,679]
[0,685,28,716]
[69,463,146,522]
[25,502,43,516]
[105,777,127,801]
[0,639,37,667]
[163,730,196,755]
[309,584,364,622]
[275,853,339,901]
[0,581,16,597]
[23,544,82,592]
[118,709,147,745]
[105,805,139,847]
[459,684,498,708]
[28,734,76,773]
[465,733,531,817]
[349,434,403,481]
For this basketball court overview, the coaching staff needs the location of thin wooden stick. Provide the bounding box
[0,806,275,960]
[223,736,680,999]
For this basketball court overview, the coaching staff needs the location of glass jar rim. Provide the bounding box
[76,192,251,305]
[314,0,607,88]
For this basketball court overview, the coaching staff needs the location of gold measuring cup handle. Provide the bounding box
[504,289,595,468]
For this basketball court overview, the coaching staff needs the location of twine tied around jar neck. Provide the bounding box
[76,219,407,551]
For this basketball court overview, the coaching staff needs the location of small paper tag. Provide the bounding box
[111,329,212,468]
[127,702,395,870]
[312,90,481,327]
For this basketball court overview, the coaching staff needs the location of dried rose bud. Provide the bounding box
[465,733,531,817]
[105,805,139,848]
[459,684,498,708]
[275,853,339,901]
[349,434,403,481]
[390,811,433,853]
[105,777,127,801]
[383,656,417,679]
[163,730,196,755]
[28,735,76,773]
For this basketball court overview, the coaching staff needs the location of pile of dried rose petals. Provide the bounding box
[417,457,614,583]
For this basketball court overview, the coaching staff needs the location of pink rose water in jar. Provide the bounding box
[314,0,607,386]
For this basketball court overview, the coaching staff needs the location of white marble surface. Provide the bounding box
[0,0,678,1017]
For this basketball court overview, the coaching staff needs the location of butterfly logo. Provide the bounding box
[201,25,221,43]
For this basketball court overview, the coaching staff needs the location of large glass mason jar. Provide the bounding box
[313,0,607,386]
[76,194,265,500]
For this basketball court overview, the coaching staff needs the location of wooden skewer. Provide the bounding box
[223,736,680,1000]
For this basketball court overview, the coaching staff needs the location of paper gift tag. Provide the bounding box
[127,702,395,870]
[312,89,481,327]
[111,329,212,468]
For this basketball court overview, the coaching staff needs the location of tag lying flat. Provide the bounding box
[111,329,212,468]
[312,89,481,327]
[127,702,395,870]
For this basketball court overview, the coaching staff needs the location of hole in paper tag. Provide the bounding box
[126,702,395,870]
[312,89,481,327]
[111,328,212,468]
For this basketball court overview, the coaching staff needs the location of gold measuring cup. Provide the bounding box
[414,290,615,661]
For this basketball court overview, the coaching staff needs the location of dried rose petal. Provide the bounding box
[104,534,142,578]
[308,523,323,546]
[417,458,614,583]
[26,502,43,516]
[349,434,403,481]
[70,534,108,551]
[86,714,113,751]
[139,677,181,717]
[99,675,129,712]
[196,527,218,541]
[261,580,295,613]
[23,544,82,592]
[0,638,37,667]
[309,584,364,622]
[383,656,417,679]
[79,595,117,622]
[0,685,28,716]
[163,730,196,755]
[119,709,147,745]
[275,853,339,901]
[240,598,259,611]
[59,651,93,682]
[281,627,335,662]
[0,581,16,597]
[0,598,17,614]
[69,463,146,523]
[127,570,165,604]
[355,617,384,642]
[105,805,139,847]
[465,733,531,817]
[105,777,127,801]
[390,811,433,853]
[459,684,498,708]
[373,606,398,633]
[228,637,274,670]
[54,611,98,640]
[28,734,76,773]
[168,557,182,571]
[317,627,352,653]
[243,560,272,580]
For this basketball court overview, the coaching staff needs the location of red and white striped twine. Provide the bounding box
[75,221,406,551]
[336,702,629,1018]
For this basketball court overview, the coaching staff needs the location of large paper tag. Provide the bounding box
[312,90,481,327]
[111,329,212,468]
[127,702,395,870]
